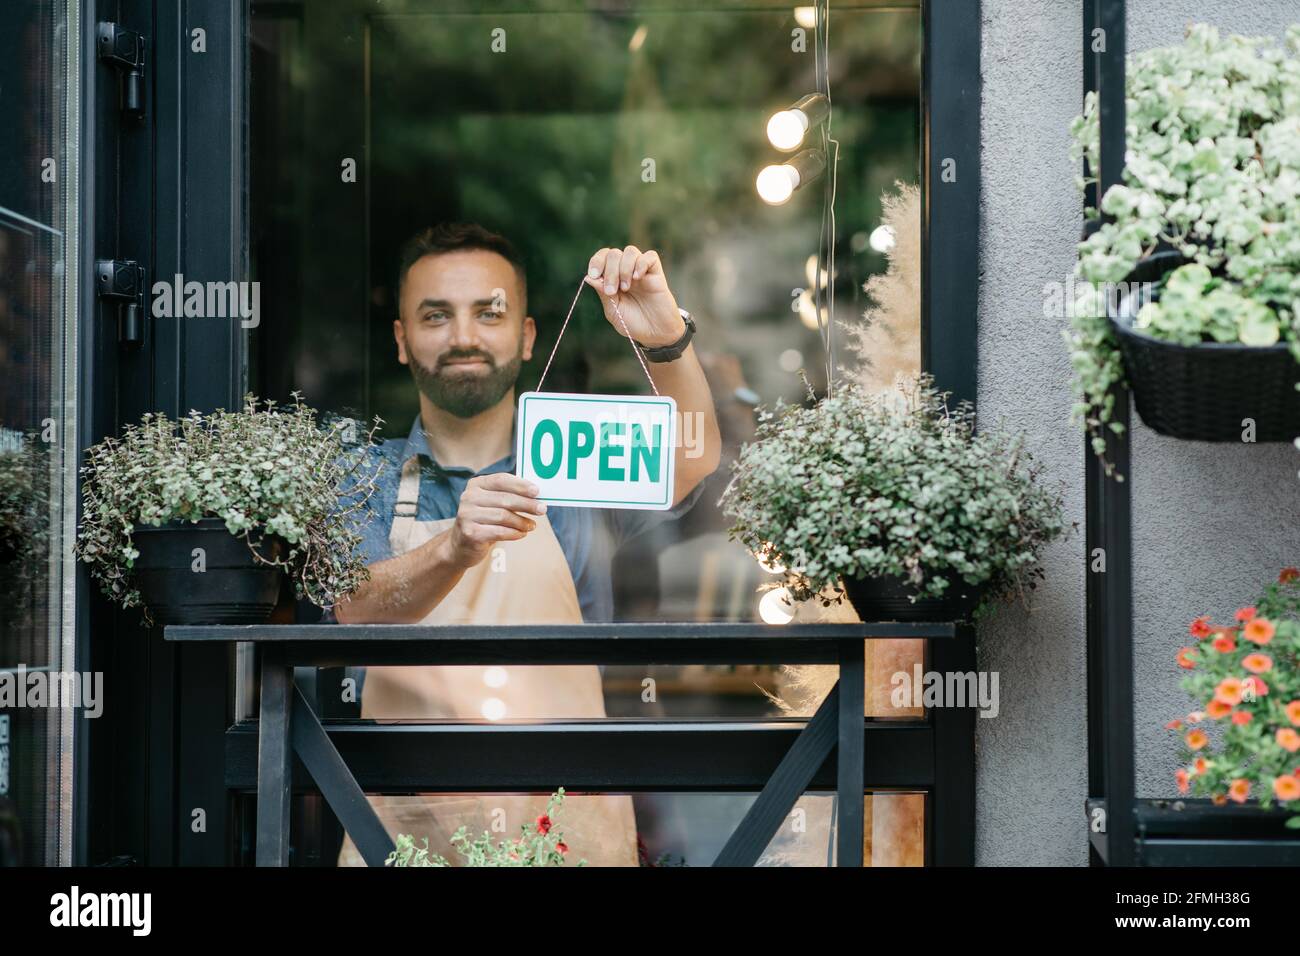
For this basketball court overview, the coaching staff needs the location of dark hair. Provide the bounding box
[395,222,528,308]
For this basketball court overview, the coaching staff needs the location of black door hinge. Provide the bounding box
[96,259,147,346]
[97,22,146,120]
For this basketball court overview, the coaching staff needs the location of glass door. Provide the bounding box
[0,0,82,867]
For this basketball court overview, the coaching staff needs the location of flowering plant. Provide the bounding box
[719,375,1064,608]
[1167,569,1300,825]
[75,394,383,614]
[387,789,583,867]
[1067,24,1300,470]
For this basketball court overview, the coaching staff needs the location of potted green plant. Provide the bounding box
[387,789,584,867]
[0,429,44,568]
[1068,23,1300,468]
[720,376,1065,622]
[1167,569,1300,827]
[75,394,383,626]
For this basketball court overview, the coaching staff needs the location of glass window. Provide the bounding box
[0,0,81,866]
[249,0,925,865]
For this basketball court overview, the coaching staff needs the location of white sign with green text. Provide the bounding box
[515,392,677,510]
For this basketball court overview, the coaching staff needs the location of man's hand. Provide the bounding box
[586,245,685,348]
[444,473,547,568]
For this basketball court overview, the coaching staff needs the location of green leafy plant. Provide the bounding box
[1067,23,1300,470]
[75,394,383,616]
[1167,569,1300,826]
[387,789,585,867]
[0,429,48,567]
[719,376,1065,609]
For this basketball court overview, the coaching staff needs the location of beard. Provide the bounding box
[408,343,523,419]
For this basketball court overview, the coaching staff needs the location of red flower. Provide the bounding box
[535,814,552,835]
[1211,631,1236,653]
[556,842,568,855]
[1243,618,1275,645]
[1234,606,1257,623]
[1231,710,1252,726]
[1280,568,1299,584]
[1176,647,1197,669]
[1189,616,1213,639]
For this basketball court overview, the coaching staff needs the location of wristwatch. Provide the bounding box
[635,308,697,363]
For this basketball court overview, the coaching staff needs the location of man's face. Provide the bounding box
[395,249,535,419]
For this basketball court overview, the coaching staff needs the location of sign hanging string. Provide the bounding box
[535,275,661,397]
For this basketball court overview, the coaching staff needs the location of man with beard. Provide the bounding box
[334,223,720,866]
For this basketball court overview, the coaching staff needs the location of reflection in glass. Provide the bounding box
[249,0,925,866]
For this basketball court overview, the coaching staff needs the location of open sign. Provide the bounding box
[515,392,677,510]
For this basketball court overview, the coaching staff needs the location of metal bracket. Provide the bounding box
[95,259,147,346]
[97,22,146,120]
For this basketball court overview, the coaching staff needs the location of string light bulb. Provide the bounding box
[766,93,831,152]
[755,149,826,206]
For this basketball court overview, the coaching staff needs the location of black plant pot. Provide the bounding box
[1109,252,1300,442]
[841,574,982,623]
[131,518,286,625]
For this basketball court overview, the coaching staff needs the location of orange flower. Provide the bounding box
[1175,768,1190,794]
[1277,728,1300,753]
[1193,757,1208,775]
[1176,647,1197,669]
[1231,710,1252,726]
[1242,653,1273,674]
[1189,616,1213,639]
[1165,718,1183,730]
[1214,678,1244,707]
[1273,775,1300,801]
[1280,568,1299,584]
[1212,793,1228,806]
[1185,729,1209,751]
[1286,701,1300,727]
[1228,779,1250,804]
[1234,606,1257,622]
[1243,618,1275,645]
[1206,699,1232,719]
[1211,631,1237,653]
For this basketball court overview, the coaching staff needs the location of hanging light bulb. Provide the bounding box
[869,224,897,253]
[759,587,796,625]
[756,149,826,206]
[766,93,831,152]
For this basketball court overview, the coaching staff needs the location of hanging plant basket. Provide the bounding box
[841,573,982,623]
[131,518,286,625]
[1109,252,1300,443]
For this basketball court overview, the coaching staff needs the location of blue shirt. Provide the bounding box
[347,415,703,623]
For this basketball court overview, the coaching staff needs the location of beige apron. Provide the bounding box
[338,456,639,866]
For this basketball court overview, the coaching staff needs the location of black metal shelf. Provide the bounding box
[1086,799,1300,867]
[166,620,974,867]
[1082,0,1299,867]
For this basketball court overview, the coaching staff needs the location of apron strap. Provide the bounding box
[392,455,422,542]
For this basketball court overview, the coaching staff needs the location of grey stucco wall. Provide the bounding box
[976,0,1300,865]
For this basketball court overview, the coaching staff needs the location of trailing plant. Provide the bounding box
[1167,569,1300,826]
[0,429,48,567]
[75,394,383,617]
[719,375,1065,610]
[387,789,584,867]
[1067,24,1300,471]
